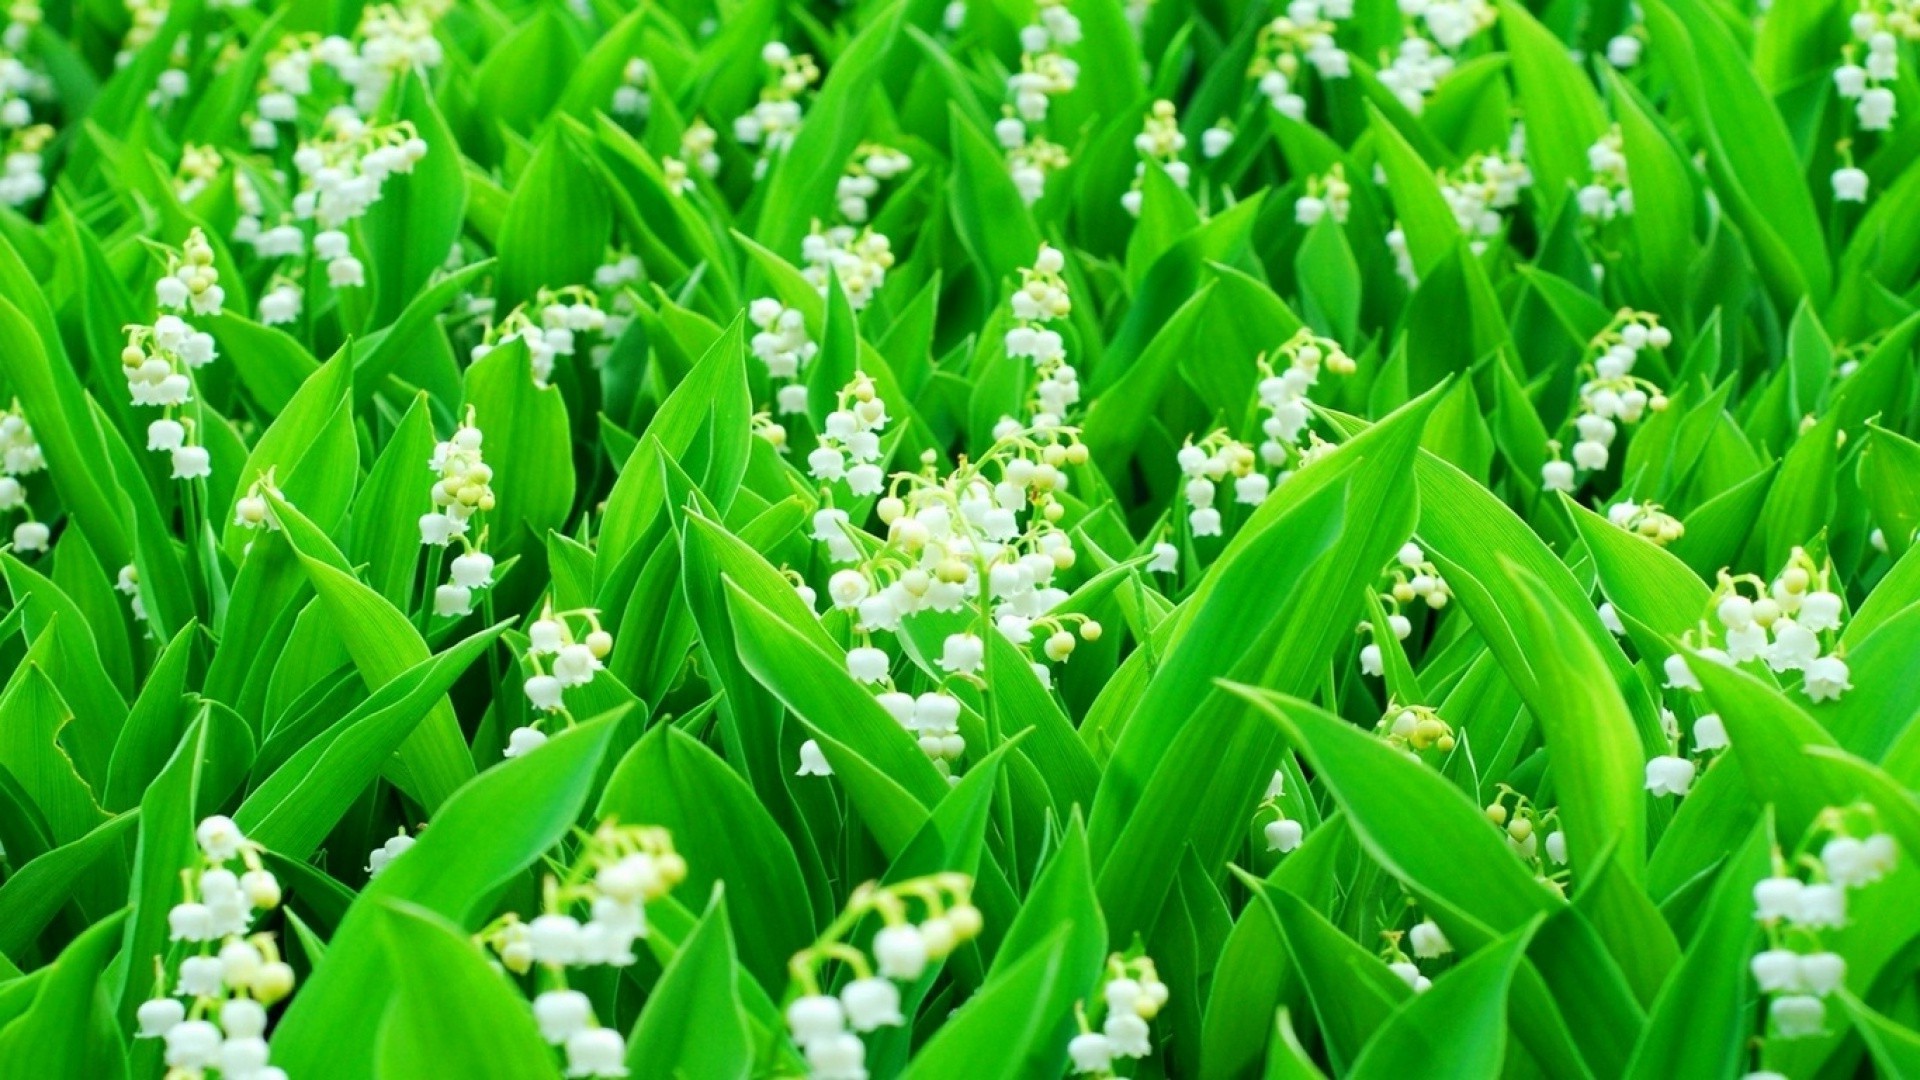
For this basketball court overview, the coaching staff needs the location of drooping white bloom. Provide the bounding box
[939,633,985,675]
[196,816,245,861]
[1832,167,1870,203]
[565,1027,629,1077]
[136,997,187,1037]
[1068,1031,1114,1073]
[1750,949,1802,992]
[525,675,566,712]
[797,739,832,777]
[787,994,846,1044]
[368,832,415,877]
[1264,818,1303,853]
[1104,1011,1152,1057]
[1802,655,1852,702]
[1644,755,1696,797]
[1409,920,1451,958]
[163,1020,224,1070]
[874,923,929,980]
[805,1032,867,1080]
[1798,952,1846,996]
[504,725,549,758]
[534,990,595,1044]
[1692,713,1729,751]
[1770,994,1826,1039]
[841,977,904,1031]
[1753,876,1805,923]
[1794,883,1847,929]
[1662,654,1699,692]
[434,584,473,617]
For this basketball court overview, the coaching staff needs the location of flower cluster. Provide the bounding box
[1485,788,1568,890]
[137,816,295,1080]
[1068,954,1171,1074]
[1253,329,1354,471]
[480,821,686,1078]
[1,398,47,553]
[800,224,895,311]
[1171,331,1352,544]
[665,119,720,195]
[1375,703,1457,756]
[835,143,912,223]
[785,875,982,1080]
[1175,435,1261,539]
[1606,500,1683,547]
[1541,311,1672,489]
[1008,0,1082,123]
[320,2,448,116]
[291,113,429,233]
[154,225,226,315]
[1379,37,1454,115]
[1122,100,1190,216]
[1259,772,1305,854]
[1249,4,1351,119]
[806,373,891,496]
[998,117,1071,206]
[421,408,497,616]
[1576,126,1632,222]
[117,563,148,622]
[1668,549,1853,703]
[510,604,614,751]
[1358,542,1452,674]
[243,33,318,150]
[0,3,50,206]
[0,120,49,207]
[612,58,650,119]
[1382,915,1451,993]
[1438,142,1533,250]
[735,41,818,173]
[1403,0,1497,50]
[1001,243,1079,427]
[799,423,1097,775]
[1748,806,1896,1048]
[1836,10,1903,133]
[472,286,611,386]
[1294,164,1352,226]
[748,297,818,415]
[124,233,224,481]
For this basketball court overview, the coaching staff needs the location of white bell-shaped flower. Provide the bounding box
[505,725,549,757]
[564,1027,628,1078]
[786,994,846,1044]
[534,990,594,1044]
[1770,994,1826,1039]
[1802,655,1851,702]
[1068,1031,1114,1073]
[874,923,929,980]
[136,997,186,1038]
[841,977,904,1031]
[1750,949,1802,992]
[1644,755,1696,797]
[1409,919,1451,958]
[797,739,832,777]
[1264,818,1303,853]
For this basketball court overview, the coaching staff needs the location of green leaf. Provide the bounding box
[271,717,619,1079]
[374,901,558,1080]
[623,889,754,1080]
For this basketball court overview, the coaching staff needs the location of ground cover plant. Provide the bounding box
[1,0,1919,1076]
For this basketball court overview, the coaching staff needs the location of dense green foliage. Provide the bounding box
[2,0,1920,1077]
